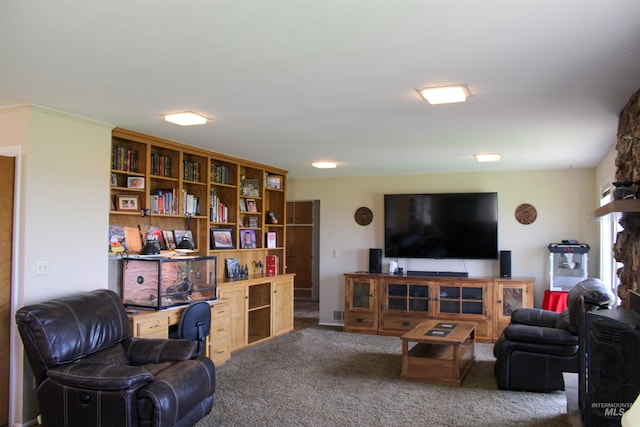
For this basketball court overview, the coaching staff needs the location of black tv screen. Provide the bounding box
[384,192,498,260]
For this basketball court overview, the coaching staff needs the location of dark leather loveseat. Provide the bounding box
[15,289,216,427]
[493,278,615,392]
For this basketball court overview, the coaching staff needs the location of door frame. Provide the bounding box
[1,146,23,426]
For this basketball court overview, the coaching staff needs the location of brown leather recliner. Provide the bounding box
[15,289,216,427]
[493,278,615,392]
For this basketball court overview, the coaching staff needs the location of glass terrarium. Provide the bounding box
[122,255,217,309]
[548,243,589,291]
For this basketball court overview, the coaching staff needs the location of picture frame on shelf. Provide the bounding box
[241,229,257,249]
[225,257,241,279]
[249,216,258,228]
[127,176,145,189]
[246,198,257,213]
[116,195,140,211]
[266,175,282,190]
[111,173,118,187]
[239,198,247,212]
[242,179,260,196]
[211,228,235,249]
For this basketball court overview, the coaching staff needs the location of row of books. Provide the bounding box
[109,224,193,252]
[183,159,202,182]
[112,145,139,172]
[150,189,177,215]
[183,191,201,216]
[211,163,232,185]
[210,189,229,222]
[151,153,172,177]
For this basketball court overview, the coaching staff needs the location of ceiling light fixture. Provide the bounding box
[474,153,501,162]
[311,161,337,169]
[164,112,208,126]
[417,84,471,105]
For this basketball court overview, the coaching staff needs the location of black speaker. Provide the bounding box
[369,248,382,274]
[500,250,512,278]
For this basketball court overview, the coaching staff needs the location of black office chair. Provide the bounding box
[171,301,212,356]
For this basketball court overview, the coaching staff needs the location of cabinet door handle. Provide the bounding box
[357,318,366,323]
[402,321,412,327]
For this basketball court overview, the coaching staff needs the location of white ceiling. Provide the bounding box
[2,1,640,178]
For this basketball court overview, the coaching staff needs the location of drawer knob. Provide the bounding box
[357,318,365,323]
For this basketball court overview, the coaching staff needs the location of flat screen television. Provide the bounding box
[384,192,498,260]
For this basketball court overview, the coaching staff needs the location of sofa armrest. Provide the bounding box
[47,363,153,390]
[510,308,559,328]
[504,323,579,346]
[123,337,197,365]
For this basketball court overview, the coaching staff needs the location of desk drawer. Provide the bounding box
[210,337,230,365]
[136,317,168,338]
[382,314,426,332]
[211,302,231,319]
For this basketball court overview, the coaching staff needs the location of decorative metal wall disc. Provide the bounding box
[515,203,537,225]
[355,207,373,226]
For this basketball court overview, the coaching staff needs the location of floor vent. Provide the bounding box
[333,310,344,321]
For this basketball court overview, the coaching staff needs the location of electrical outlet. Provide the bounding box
[36,260,49,275]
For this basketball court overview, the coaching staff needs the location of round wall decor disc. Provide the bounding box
[355,207,373,226]
[515,203,537,225]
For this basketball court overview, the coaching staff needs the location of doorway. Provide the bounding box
[287,200,319,328]
[0,155,15,425]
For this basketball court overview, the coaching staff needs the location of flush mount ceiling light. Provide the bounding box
[311,161,338,169]
[417,84,471,105]
[474,153,501,162]
[164,112,208,126]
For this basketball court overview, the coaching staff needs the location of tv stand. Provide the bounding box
[406,270,469,278]
[344,273,534,343]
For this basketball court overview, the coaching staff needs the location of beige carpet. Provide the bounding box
[197,326,568,427]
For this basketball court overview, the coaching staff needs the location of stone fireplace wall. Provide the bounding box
[613,87,640,302]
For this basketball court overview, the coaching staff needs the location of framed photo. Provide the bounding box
[127,176,145,189]
[246,198,257,213]
[225,257,241,279]
[242,179,260,196]
[211,228,235,249]
[111,173,118,186]
[239,198,247,212]
[266,175,282,190]
[116,195,140,211]
[241,229,257,249]
[249,216,258,228]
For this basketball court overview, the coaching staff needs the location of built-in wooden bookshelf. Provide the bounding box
[109,127,288,280]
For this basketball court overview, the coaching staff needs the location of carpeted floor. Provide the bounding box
[197,325,568,427]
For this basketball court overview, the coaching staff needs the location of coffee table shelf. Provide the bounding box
[401,320,476,385]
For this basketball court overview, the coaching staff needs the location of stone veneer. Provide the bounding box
[613,87,640,303]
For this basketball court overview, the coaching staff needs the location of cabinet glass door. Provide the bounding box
[352,281,372,309]
[501,287,524,316]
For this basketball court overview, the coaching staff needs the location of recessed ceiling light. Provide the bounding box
[164,112,208,126]
[474,153,501,162]
[417,85,471,105]
[311,161,338,169]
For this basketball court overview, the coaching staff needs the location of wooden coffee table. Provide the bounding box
[400,319,476,385]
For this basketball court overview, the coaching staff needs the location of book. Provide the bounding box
[174,230,194,248]
[266,231,276,248]
[266,255,278,276]
[124,226,143,252]
[108,225,127,253]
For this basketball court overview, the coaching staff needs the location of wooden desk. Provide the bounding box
[127,299,231,366]
[401,320,476,385]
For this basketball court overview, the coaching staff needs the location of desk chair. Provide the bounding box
[171,301,212,356]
